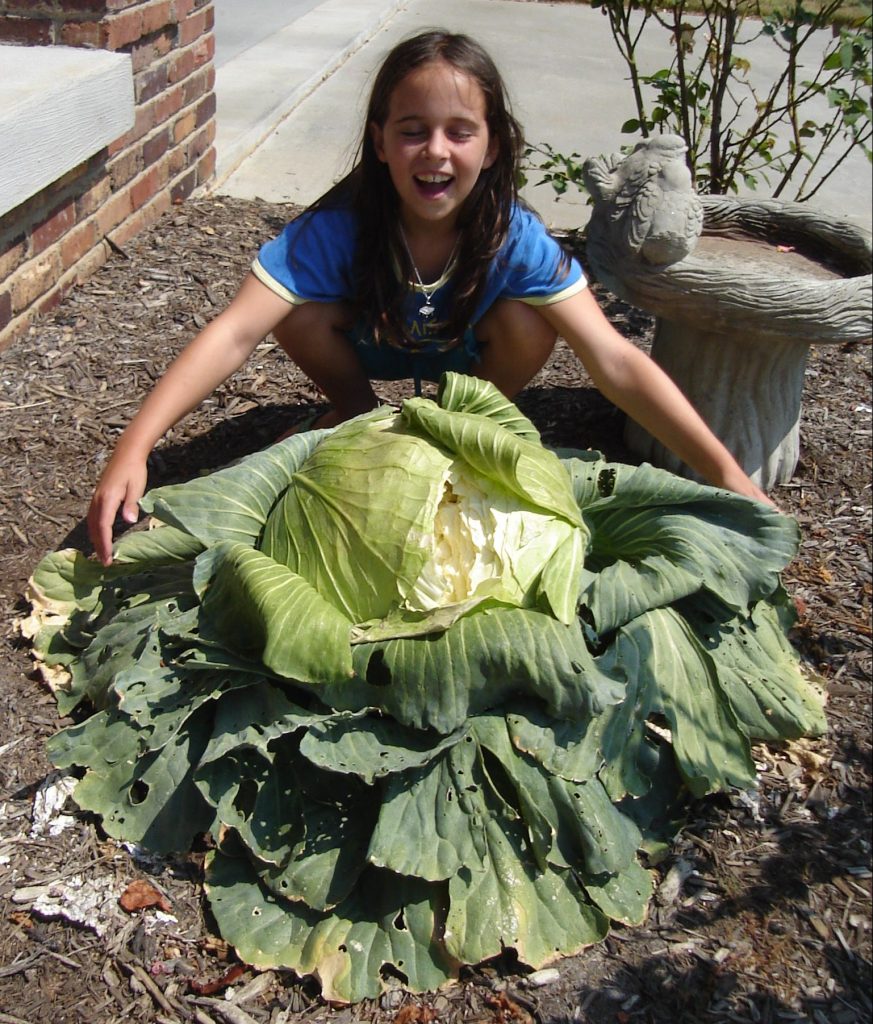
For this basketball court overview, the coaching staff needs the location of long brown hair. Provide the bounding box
[308,31,527,349]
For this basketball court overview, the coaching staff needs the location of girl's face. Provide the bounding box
[370,59,498,235]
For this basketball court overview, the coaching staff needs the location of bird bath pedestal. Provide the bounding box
[583,139,873,489]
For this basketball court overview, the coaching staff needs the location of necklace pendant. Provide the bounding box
[419,303,436,318]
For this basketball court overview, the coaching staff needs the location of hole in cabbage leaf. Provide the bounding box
[129,781,149,805]
[380,963,409,986]
[393,910,407,931]
[597,468,617,497]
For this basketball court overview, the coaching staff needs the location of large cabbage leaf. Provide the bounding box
[24,373,825,1003]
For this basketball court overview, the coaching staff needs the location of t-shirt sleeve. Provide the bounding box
[251,209,357,305]
[500,208,587,305]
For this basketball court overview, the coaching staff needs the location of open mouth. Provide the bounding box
[414,173,454,198]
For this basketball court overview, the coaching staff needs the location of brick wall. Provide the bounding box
[0,0,216,350]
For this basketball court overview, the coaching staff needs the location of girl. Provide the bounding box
[88,30,770,565]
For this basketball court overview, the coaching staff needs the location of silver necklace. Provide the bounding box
[399,228,459,319]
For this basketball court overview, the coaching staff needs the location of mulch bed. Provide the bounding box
[0,196,870,1024]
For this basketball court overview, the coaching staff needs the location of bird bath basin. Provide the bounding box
[582,138,873,489]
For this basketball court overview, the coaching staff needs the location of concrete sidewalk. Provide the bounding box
[212,0,872,232]
[212,0,406,191]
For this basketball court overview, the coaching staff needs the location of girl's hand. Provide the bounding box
[87,447,149,565]
[540,290,780,509]
[716,463,778,510]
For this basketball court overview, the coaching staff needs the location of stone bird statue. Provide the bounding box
[583,135,704,266]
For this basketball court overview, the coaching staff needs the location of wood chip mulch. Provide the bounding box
[0,196,870,1024]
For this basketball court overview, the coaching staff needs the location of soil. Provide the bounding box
[0,196,870,1024]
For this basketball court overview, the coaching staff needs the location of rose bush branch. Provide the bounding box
[524,0,872,202]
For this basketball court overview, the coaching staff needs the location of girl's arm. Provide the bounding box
[88,273,294,564]
[539,288,773,505]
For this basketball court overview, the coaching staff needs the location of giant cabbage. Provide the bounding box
[24,373,825,1003]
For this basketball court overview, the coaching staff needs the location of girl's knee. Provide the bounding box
[476,299,557,349]
[273,301,353,357]
[473,300,557,397]
[271,301,375,416]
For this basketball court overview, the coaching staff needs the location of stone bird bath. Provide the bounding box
[582,135,873,489]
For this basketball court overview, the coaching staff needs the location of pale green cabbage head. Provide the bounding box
[202,377,592,671]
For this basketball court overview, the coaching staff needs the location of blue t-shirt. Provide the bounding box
[252,204,586,351]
